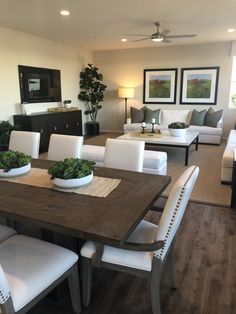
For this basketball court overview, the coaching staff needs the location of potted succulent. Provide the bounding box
[78,64,107,135]
[0,121,16,151]
[168,122,189,137]
[63,99,72,108]
[0,151,32,177]
[48,158,95,188]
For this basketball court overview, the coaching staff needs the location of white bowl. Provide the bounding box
[52,172,93,189]
[169,128,188,137]
[0,163,31,177]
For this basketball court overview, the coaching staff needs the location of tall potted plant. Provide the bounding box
[78,64,107,135]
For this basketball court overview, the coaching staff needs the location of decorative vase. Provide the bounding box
[0,163,31,177]
[169,128,188,137]
[52,172,93,188]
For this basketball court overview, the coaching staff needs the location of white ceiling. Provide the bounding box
[0,0,236,51]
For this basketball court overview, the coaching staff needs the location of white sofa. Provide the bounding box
[221,129,236,183]
[81,145,167,175]
[124,109,223,145]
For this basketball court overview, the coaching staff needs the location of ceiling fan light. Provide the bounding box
[152,37,164,42]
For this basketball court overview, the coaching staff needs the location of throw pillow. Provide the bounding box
[189,109,206,126]
[144,108,161,124]
[130,106,146,123]
[204,107,223,128]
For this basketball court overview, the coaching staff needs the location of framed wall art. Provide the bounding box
[180,67,219,105]
[143,68,177,104]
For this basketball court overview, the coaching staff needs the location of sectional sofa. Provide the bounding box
[221,129,236,183]
[123,108,223,145]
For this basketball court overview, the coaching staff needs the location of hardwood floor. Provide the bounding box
[26,200,236,314]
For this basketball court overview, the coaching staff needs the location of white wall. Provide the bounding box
[94,42,234,137]
[0,26,92,129]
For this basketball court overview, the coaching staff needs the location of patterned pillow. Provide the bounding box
[204,107,223,127]
[130,106,146,123]
[190,109,206,126]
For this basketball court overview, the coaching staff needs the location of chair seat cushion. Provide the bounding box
[0,235,78,312]
[0,225,16,243]
[81,220,158,271]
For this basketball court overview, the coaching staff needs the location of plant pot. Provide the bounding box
[52,172,93,188]
[0,145,8,152]
[85,122,100,136]
[0,163,31,177]
[169,128,188,137]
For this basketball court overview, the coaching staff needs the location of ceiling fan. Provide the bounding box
[124,22,196,43]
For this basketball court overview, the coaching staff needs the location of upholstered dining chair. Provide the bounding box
[9,131,40,158]
[0,224,16,242]
[104,138,145,172]
[80,165,199,314]
[0,234,81,314]
[47,134,84,161]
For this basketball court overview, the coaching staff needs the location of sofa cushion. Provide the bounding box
[161,109,190,125]
[144,108,160,124]
[130,106,146,123]
[204,107,223,127]
[188,125,223,136]
[227,130,236,144]
[222,145,235,168]
[190,109,206,126]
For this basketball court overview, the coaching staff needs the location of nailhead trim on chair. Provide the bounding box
[155,166,197,261]
[0,290,10,304]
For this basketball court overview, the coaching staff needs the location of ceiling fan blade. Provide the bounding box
[165,34,197,39]
[131,37,151,42]
[163,39,171,43]
[123,33,150,37]
[160,29,170,36]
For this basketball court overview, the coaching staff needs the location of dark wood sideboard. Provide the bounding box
[13,110,82,152]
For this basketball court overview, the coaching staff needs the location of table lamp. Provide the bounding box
[118,87,134,123]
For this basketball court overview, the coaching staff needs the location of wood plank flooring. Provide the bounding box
[25,200,236,314]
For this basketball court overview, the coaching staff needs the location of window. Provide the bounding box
[229,56,236,108]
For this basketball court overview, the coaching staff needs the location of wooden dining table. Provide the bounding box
[0,159,171,247]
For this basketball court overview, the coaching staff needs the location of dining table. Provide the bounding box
[0,159,171,247]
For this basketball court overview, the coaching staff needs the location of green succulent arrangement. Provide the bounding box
[0,151,32,172]
[48,158,95,180]
[168,122,189,129]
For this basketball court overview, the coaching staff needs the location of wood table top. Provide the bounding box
[0,159,171,247]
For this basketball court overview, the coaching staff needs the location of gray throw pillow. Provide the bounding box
[130,106,146,123]
[190,109,206,126]
[204,107,223,128]
[144,108,160,124]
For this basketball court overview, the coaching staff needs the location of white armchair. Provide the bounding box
[0,235,81,314]
[80,166,199,314]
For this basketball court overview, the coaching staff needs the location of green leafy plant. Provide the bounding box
[48,158,95,180]
[0,151,32,172]
[78,64,107,122]
[168,122,189,129]
[0,121,17,146]
[231,94,236,107]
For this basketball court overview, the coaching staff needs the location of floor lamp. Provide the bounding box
[118,87,134,123]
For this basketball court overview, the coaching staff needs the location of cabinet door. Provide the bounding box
[64,111,82,136]
[31,116,50,152]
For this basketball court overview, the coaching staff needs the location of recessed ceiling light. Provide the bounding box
[60,10,70,16]
[121,38,127,42]
[228,28,235,33]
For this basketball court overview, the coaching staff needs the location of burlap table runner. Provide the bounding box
[0,168,121,198]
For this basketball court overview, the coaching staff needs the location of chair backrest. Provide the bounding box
[9,131,40,158]
[0,264,11,305]
[104,138,145,172]
[47,134,83,161]
[155,166,199,261]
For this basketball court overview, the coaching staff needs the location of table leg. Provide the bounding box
[195,135,199,151]
[185,147,189,166]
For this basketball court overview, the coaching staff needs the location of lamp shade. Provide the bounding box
[118,87,134,99]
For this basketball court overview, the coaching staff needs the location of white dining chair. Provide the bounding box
[104,138,145,172]
[0,234,81,314]
[80,166,199,314]
[9,131,40,158]
[0,224,16,242]
[47,134,84,161]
